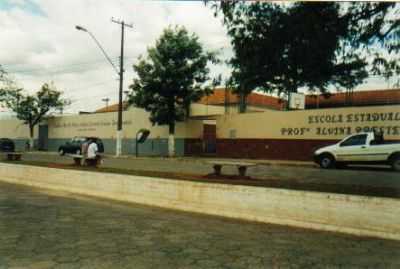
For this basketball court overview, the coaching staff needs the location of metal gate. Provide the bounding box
[38,125,49,151]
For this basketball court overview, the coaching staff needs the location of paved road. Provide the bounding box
[1,182,399,269]
[21,152,400,191]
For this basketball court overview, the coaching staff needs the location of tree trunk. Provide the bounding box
[168,123,175,158]
[29,125,34,150]
[238,84,247,113]
[287,82,297,110]
[239,92,247,113]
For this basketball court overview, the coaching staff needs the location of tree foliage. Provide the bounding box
[0,83,69,147]
[128,26,218,156]
[0,65,14,88]
[0,65,5,81]
[209,1,399,110]
[342,2,400,80]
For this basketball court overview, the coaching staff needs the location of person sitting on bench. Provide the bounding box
[85,139,99,166]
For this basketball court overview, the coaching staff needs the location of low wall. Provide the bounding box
[0,163,399,241]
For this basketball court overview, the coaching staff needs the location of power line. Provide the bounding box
[63,79,117,95]
[2,55,138,78]
[69,88,118,104]
[3,58,121,75]
[3,55,137,70]
[3,57,115,69]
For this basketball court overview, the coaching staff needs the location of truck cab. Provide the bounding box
[314,132,400,171]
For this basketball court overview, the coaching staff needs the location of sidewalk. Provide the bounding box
[104,154,317,168]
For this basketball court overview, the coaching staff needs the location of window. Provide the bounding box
[340,134,367,147]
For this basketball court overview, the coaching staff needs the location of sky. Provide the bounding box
[0,0,396,114]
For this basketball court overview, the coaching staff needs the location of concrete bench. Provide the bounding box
[66,154,85,166]
[207,161,256,177]
[2,152,23,161]
[66,154,103,167]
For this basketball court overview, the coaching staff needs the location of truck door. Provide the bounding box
[366,134,389,162]
[335,134,368,162]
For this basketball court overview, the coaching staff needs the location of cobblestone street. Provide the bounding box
[1,181,399,269]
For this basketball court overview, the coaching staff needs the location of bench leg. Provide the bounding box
[96,157,102,166]
[213,165,222,176]
[85,158,98,167]
[238,166,247,177]
[73,158,81,166]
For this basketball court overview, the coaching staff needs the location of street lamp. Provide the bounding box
[76,24,124,156]
[75,25,119,75]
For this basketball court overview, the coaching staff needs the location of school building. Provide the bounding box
[1,88,399,161]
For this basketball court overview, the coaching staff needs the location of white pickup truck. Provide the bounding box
[313,132,400,171]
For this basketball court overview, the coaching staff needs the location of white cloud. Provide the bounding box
[0,0,232,113]
[1,1,391,114]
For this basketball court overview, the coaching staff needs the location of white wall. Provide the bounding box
[1,163,399,241]
[47,107,203,139]
[217,105,400,140]
[0,118,38,139]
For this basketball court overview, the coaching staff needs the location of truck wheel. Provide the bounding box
[391,156,400,172]
[319,154,335,169]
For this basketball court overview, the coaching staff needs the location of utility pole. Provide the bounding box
[111,18,133,157]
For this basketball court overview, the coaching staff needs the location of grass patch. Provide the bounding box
[1,160,399,199]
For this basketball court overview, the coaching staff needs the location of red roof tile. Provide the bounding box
[198,88,286,110]
[306,88,400,108]
[95,102,129,113]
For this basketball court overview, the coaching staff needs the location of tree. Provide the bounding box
[342,3,400,83]
[0,65,5,81]
[209,1,399,111]
[128,26,218,157]
[0,83,69,149]
[0,65,14,88]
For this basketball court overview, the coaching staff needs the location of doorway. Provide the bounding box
[38,125,49,151]
[203,123,216,155]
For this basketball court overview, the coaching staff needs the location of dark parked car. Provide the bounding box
[58,137,104,155]
[0,138,15,152]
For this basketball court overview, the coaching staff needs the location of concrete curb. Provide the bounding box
[0,163,398,241]
[103,155,317,168]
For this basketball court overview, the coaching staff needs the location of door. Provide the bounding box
[363,144,390,162]
[38,125,49,151]
[203,124,216,154]
[335,134,368,162]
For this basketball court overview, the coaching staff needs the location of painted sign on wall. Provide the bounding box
[47,108,203,139]
[281,111,400,137]
[217,105,400,140]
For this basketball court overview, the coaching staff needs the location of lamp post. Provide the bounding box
[76,24,129,156]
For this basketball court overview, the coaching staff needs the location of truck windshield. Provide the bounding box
[340,134,367,147]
